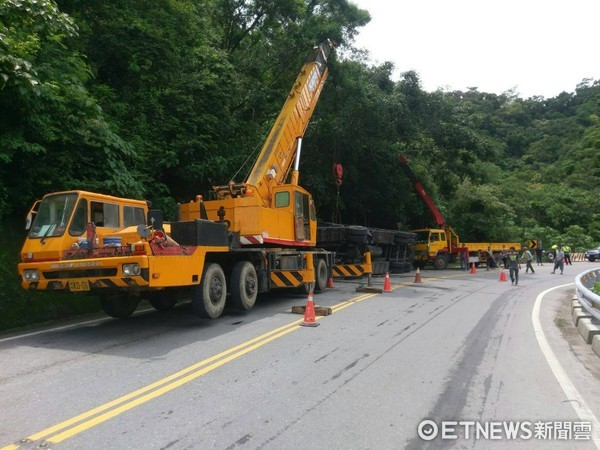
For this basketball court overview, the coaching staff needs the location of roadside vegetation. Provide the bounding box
[1,0,599,329]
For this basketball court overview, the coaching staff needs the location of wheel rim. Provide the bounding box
[245,272,257,296]
[209,276,224,305]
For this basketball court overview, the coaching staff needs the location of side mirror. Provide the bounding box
[25,211,35,230]
[25,200,41,230]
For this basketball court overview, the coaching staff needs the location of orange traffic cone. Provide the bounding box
[499,270,507,282]
[414,267,422,283]
[383,272,392,292]
[326,276,334,288]
[299,291,320,327]
[470,263,477,274]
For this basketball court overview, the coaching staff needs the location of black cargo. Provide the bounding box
[171,220,229,247]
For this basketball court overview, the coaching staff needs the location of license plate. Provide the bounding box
[68,280,90,292]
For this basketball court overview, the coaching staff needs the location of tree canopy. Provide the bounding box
[2,0,599,250]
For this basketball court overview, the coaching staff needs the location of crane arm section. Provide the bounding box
[398,155,446,228]
[214,41,333,205]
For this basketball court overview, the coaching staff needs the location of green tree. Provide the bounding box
[447,179,516,241]
[0,0,143,220]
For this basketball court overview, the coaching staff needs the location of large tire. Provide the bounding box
[433,254,448,270]
[100,294,139,319]
[314,258,328,292]
[230,261,258,311]
[193,263,227,319]
[389,261,404,274]
[345,226,368,243]
[346,225,368,236]
[589,256,596,262]
[148,291,177,311]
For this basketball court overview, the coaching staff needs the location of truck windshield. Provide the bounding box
[28,193,78,239]
[415,231,430,244]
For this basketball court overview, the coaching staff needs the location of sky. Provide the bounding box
[350,0,600,98]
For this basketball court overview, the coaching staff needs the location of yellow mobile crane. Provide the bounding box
[18,41,336,319]
[180,41,332,249]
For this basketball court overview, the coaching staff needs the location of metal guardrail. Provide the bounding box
[575,268,600,321]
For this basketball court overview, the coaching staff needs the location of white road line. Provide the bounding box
[532,283,600,447]
[0,307,154,344]
[0,317,110,343]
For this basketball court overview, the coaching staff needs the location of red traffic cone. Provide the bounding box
[383,272,392,292]
[299,291,320,327]
[414,267,422,283]
[470,263,477,274]
[499,270,507,282]
[326,276,334,288]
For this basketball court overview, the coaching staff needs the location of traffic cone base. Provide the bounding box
[300,292,320,327]
[414,267,422,283]
[470,263,477,274]
[499,270,507,282]
[383,272,392,292]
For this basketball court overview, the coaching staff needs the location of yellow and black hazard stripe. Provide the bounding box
[91,278,146,288]
[28,276,148,291]
[270,270,306,288]
[332,264,367,278]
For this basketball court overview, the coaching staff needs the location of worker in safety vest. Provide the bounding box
[562,244,572,265]
[551,244,558,262]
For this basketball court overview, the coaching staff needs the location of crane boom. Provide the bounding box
[398,155,446,228]
[214,41,334,206]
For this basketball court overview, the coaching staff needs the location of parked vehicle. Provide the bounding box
[585,246,600,262]
[19,41,337,319]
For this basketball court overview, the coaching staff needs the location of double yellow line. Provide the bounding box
[1,291,383,449]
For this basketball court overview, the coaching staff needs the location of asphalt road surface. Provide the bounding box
[2,262,600,449]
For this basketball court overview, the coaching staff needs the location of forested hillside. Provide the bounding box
[1,0,599,326]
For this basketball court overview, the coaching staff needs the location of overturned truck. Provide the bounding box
[317,223,416,276]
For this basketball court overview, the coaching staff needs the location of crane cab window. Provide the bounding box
[274,191,290,208]
[69,199,88,236]
[90,201,119,228]
[415,231,429,244]
[430,232,440,242]
[123,205,146,227]
[295,192,310,219]
[440,232,446,242]
[309,198,316,221]
[294,191,311,241]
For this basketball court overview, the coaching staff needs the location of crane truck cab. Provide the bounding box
[19,190,148,291]
[413,227,463,270]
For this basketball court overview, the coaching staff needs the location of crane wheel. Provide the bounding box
[193,263,226,319]
[314,259,328,292]
[230,261,258,311]
[433,255,449,270]
[100,294,139,319]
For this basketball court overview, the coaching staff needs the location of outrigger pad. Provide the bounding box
[291,305,332,316]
